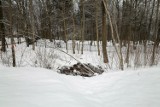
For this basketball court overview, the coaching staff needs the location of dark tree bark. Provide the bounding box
[151,0,160,66]
[0,0,6,52]
[101,1,109,63]
[9,0,16,67]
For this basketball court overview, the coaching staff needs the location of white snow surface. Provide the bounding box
[0,65,160,107]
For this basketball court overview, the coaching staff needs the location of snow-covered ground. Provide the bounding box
[0,39,160,107]
[0,65,160,107]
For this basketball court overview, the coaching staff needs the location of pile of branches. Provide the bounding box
[58,63,104,77]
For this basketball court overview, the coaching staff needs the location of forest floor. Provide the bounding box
[1,39,159,70]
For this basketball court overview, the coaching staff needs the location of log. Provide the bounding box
[58,63,104,77]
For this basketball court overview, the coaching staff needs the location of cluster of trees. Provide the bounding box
[0,0,160,69]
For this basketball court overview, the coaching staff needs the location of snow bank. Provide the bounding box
[0,66,160,107]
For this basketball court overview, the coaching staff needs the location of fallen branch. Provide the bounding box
[46,44,95,76]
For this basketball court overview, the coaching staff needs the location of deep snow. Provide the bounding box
[0,65,160,107]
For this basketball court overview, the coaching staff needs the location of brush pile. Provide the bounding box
[58,63,104,77]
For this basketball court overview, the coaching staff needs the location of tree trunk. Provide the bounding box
[125,26,131,67]
[101,1,109,63]
[72,14,76,54]
[151,0,160,66]
[9,0,16,67]
[143,0,149,66]
[81,0,85,54]
[0,0,6,52]
[62,2,68,52]
[95,0,100,56]
[29,0,35,50]
[45,0,53,42]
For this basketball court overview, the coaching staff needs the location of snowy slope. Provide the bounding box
[0,65,160,107]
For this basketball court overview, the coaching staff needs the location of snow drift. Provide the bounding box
[0,65,160,107]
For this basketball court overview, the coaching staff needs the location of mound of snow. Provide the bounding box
[0,66,160,107]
